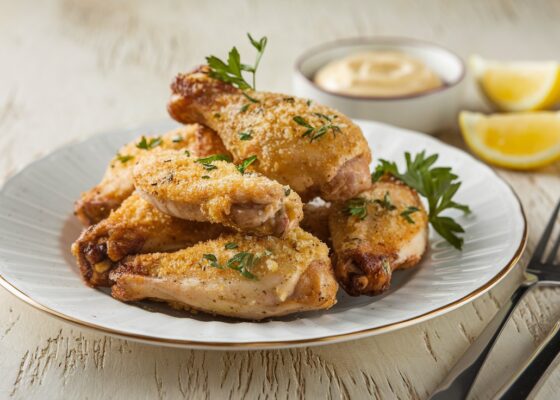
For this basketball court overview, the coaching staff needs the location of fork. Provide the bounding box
[430,199,560,400]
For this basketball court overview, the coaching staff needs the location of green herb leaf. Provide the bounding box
[372,151,470,249]
[203,253,222,269]
[345,198,369,220]
[116,153,134,163]
[224,242,238,250]
[239,104,250,113]
[226,252,257,280]
[206,33,267,94]
[238,131,253,141]
[293,115,341,142]
[236,155,257,174]
[284,188,291,196]
[196,154,231,171]
[201,175,210,179]
[172,135,183,143]
[184,150,191,157]
[136,136,162,150]
[400,206,420,224]
[373,192,397,211]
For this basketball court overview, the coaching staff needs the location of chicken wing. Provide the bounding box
[133,150,303,237]
[167,66,372,202]
[329,176,428,296]
[71,193,227,287]
[110,228,337,320]
[74,124,229,225]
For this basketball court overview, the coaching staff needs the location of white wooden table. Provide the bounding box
[1,1,560,399]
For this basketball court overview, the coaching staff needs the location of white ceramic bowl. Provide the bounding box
[293,37,465,134]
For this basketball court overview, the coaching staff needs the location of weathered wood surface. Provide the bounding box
[1,1,559,399]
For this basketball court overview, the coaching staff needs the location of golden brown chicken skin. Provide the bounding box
[110,228,338,320]
[329,176,428,296]
[133,150,303,237]
[167,66,372,202]
[74,124,229,226]
[71,193,227,287]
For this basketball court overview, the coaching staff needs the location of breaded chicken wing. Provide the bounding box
[329,176,428,296]
[167,66,372,202]
[110,228,337,320]
[74,124,229,225]
[71,193,227,287]
[133,150,303,237]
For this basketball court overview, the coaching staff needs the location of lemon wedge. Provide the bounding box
[471,55,560,111]
[459,111,560,170]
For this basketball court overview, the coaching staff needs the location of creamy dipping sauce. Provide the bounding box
[314,51,443,97]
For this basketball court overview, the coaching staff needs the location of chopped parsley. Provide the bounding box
[293,114,341,142]
[196,154,232,170]
[236,155,257,174]
[238,130,253,141]
[224,242,238,250]
[136,136,162,150]
[115,153,134,163]
[401,206,420,224]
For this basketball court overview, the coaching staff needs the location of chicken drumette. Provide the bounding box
[110,227,338,320]
[133,150,303,237]
[329,176,428,296]
[167,66,372,202]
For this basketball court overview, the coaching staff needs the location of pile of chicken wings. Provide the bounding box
[71,66,428,320]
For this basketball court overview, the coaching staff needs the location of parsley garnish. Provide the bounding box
[284,188,291,196]
[238,131,253,141]
[201,175,210,179]
[116,153,134,163]
[372,151,471,249]
[172,135,183,143]
[184,150,191,157]
[136,136,162,150]
[202,250,264,280]
[373,192,396,211]
[306,99,312,106]
[401,206,420,224]
[203,253,222,269]
[206,33,267,101]
[239,104,250,113]
[226,252,258,280]
[293,114,341,142]
[224,242,238,250]
[196,154,232,170]
[345,198,369,220]
[236,155,257,174]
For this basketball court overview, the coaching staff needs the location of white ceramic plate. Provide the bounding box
[0,120,526,350]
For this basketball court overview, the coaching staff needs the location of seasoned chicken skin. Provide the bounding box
[167,66,372,202]
[110,228,338,320]
[74,124,229,225]
[71,193,227,287]
[329,176,428,296]
[133,150,303,237]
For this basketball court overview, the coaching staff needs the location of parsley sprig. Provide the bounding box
[136,136,162,150]
[372,151,471,250]
[293,113,341,142]
[206,33,267,102]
